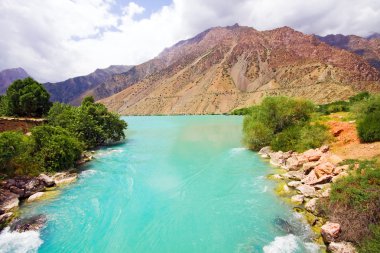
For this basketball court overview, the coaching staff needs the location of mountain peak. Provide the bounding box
[0,67,30,94]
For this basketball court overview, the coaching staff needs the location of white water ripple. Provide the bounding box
[0,227,43,253]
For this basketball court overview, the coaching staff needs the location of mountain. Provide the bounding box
[43,65,132,104]
[0,67,29,94]
[97,25,380,115]
[317,34,380,70]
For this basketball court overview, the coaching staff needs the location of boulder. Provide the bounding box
[302,170,318,185]
[332,172,349,183]
[53,172,78,185]
[309,175,333,185]
[287,181,302,188]
[305,198,318,213]
[333,165,349,175]
[0,212,13,223]
[291,195,304,204]
[0,189,19,213]
[37,174,55,187]
[321,222,341,243]
[27,192,45,202]
[10,214,47,232]
[314,162,335,178]
[258,146,272,158]
[328,242,357,253]
[296,184,317,197]
[302,161,319,174]
[303,149,323,162]
[283,171,305,181]
[320,145,330,153]
[284,156,300,171]
[269,151,286,167]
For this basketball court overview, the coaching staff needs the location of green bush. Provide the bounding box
[48,97,127,149]
[242,96,326,152]
[30,125,83,172]
[0,131,28,175]
[243,119,273,150]
[355,94,380,143]
[5,77,51,117]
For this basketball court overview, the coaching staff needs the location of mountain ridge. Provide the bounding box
[0,67,30,94]
[97,25,380,115]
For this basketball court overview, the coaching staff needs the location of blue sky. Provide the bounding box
[0,0,379,82]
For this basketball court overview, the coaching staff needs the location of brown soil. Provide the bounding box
[325,115,380,160]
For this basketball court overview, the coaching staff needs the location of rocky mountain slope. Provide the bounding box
[44,65,132,104]
[0,67,29,94]
[98,25,380,115]
[317,34,380,70]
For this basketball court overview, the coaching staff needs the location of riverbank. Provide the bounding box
[0,152,94,230]
[260,144,363,253]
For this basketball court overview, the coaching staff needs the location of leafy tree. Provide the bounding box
[5,77,51,117]
[47,96,127,149]
[355,94,380,143]
[0,131,28,175]
[30,125,83,172]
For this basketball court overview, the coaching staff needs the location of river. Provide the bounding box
[0,116,320,253]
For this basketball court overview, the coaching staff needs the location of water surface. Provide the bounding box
[0,116,320,253]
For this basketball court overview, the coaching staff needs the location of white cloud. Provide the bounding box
[0,0,379,82]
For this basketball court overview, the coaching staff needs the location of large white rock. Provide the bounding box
[328,242,357,253]
[27,192,45,202]
[305,198,318,213]
[321,222,341,243]
[291,195,304,204]
[296,184,317,197]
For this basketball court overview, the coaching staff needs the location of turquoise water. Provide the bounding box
[0,116,320,253]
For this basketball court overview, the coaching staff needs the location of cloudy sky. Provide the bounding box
[1,0,380,82]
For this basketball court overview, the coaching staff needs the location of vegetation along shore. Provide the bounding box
[0,78,127,230]
[238,93,380,253]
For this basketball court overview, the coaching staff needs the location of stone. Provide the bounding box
[291,195,304,204]
[0,189,19,213]
[305,198,318,213]
[269,151,286,167]
[287,181,302,188]
[283,171,305,181]
[9,186,24,197]
[320,145,330,153]
[303,149,323,162]
[258,146,272,158]
[328,242,357,253]
[321,187,331,197]
[0,212,13,223]
[53,172,78,185]
[284,156,300,171]
[321,222,341,243]
[268,174,283,180]
[10,214,47,232]
[27,192,45,202]
[296,184,317,197]
[332,172,349,183]
[320,153,343,166]
[333,165,349,175]
[314,162,335,178]
[309,175,333,185]
[302,161,319,174]
[38,174,55,187]
[302,170,318,185]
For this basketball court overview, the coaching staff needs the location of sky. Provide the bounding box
[1,0,380,82]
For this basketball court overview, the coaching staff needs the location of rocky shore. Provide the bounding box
[259,145,357,253]
[0,152,94,232]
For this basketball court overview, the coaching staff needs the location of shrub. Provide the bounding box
[242,96,323,152]
[30,125,83,172]
[47,97,127,149]
[0,131,28,175]
[355,94,380,143]
[243,119,273,150]
[5,77,51,117]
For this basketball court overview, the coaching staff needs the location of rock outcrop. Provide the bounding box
[10,214,47,232]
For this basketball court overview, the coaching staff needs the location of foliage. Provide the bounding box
[359,225,380,253]
[0,95,9,116]
[316,92,371,115]
[355,94,380,143]
[0,131,29,175]
[231,106,255,115]
[48,97,128,149]
[4,77,51,117]
[30,125,83,172]
[318,159,380,243]
[242,96,327,151]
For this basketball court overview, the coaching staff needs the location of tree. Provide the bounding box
[5,77,51,117]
